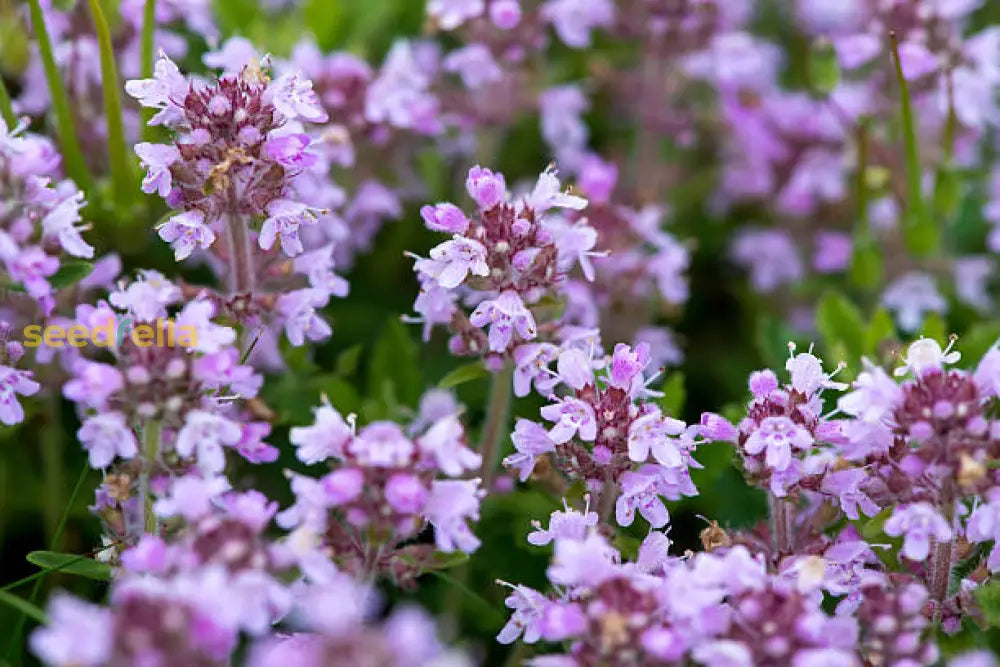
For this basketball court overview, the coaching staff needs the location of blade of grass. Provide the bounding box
[87,0,134,212]
[5,462,91,660]
[140,0,157,139]
[0,76,15,128]
[0,591,47,625]
[26,0,94,195]
[890,31,937,257]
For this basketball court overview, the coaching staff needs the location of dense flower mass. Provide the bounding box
[7,0,1000,664]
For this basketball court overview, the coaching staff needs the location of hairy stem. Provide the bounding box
[140,421,160,535]
[225,206,255,296]
[479,363,514,491]
[929,501,957,612]
[768,492,795,556]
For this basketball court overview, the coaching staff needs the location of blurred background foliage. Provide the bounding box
[6,0,1000,663]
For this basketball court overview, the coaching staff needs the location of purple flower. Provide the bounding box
[965,493,1000,570]
[443,44,503,90]
[0,365,40,426]
[259,199,318,257]
[63,361,123,410]
[538,603,587,641]
[504,419,556,481]
[415,236,490,288]
[628,409,687,468]
[158,210,216,260]
[41,192,93,259]
[744,416,813,471]
[427,0,485,30]
[731,228,803,293]
[277,288,332,346]
[700,413,738,442]
[882,272,946,333]
[813,231,852,274]
[883,503,952,561]
[77,412,138,469]
[609,342,650,390]
[820,468,879,520]
[30,595,111,667]
[322,468,364,505]
[135,142,180,197]
[349,422,415,467]
[527,502,598,545]
[540,397,597,443]
[616,468,670,528]
[424,479,483,553]
[556,347,594,390]
[497,584,548,644]
[416,414,481,476]
[290,403,354,464]
[268,71,328,123]
[262,133,317,170]
[465,165,507,210]
[541,0,615,48]
[385,473,429,514]
[420,203,470,234]
[513,343,560,397]
[175,410,243,473]
[526,166,588,214]
[469,290,537,352]
[124,53,188,125]
[154,474,231,520]
[490,0,522,29]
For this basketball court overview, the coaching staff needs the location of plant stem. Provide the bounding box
[87,0,133,212]
[0,76,15,128]
[140,421,160,535]
[26,0,94,196]
[479,363,514,491]
[929,501,958,613]
[225,206,255,296]
[40,398,65,543]
[140,0,157,138]
[768,492,795,556]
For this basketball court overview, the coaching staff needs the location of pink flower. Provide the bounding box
[884,503,952,561]
[135,142,180,197]
[415,236,490,288]
[268,71,328,123]
[158,210,216,260]
[77,412,138,469]
[465,165,507,210]
[744,416,813,471]
[540,397,597,443]
[420,203,470,234]
[469,290,537,352]
[0,365,40,426]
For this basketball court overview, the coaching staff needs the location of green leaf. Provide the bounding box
[438,361,488,389]
[890,34,938,257]
[755,315,796,371]
[367,319,421,408]
[864,308,896,356]
[0,76,14,128]
[87,0,133,212]
[658,372,686,416]
[26,0,94,195]
[26,551,112,581]
[958,322,1000,364]
[933,164,961,220]
[807,38,840,97]
[422,550,470,571]
[816,290,866,362]
[919,312,947,343]
[49,260,94,289]
[975,579,1000,627]
[0,590,47,624]
[848,238,883,290]
[139,0,156,136]
[335,343,364,377]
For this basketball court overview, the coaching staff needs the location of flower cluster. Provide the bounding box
[409,164,596,364]
[0,117,92,315]
[281,393,484,584]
